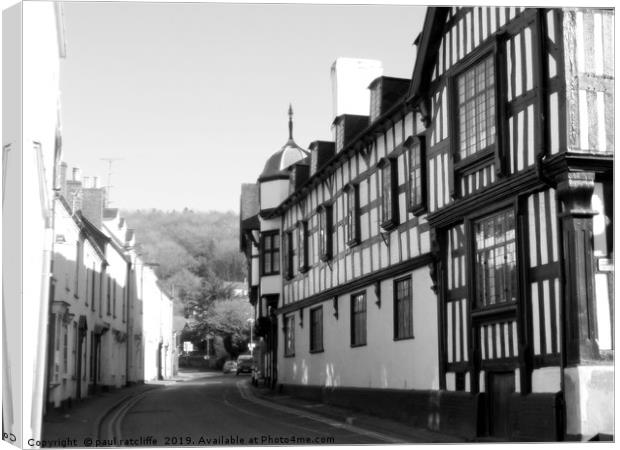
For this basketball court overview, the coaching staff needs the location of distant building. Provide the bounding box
[240,8,613,441]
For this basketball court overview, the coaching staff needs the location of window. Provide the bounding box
[90,265,95,311]
[310,306,323,352]
[73,322,78,376]
[317,204,333,261]
[344,184,360,246]
[379,158,398,230]
[122,285,126,323]
[261,231,280,276]
[394,276,413,340]
[284,315,295,357]
[75,240,83,298]
[99,269,103,317]
[473,209,517,308]
[456,54,496,161]
[62,324,68,374]
[113,283,117,318]
[283,231,294,279]
[351,292,367,347]
[297,221,309,272]
[407,135,426,214]
[106,275,111,316]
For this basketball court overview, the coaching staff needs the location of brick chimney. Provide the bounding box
[81,186,106,229]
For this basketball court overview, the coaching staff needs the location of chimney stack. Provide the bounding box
[330,58,383,119]
[72,167,81,181]
[81,186,106,229]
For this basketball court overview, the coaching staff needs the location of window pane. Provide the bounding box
[457,55,496,159]
[474,209,517,307]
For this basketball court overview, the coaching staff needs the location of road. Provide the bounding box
[100,371,405,446]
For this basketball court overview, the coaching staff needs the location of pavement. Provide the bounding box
[248,382,465,444]
[41,369,464,446]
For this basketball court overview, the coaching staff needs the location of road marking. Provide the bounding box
[236,381,405,444]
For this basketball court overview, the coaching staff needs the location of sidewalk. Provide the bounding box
[41,383,163,445]
[249,382,466,444]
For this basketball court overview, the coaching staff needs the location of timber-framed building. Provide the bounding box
[240,7,614,441]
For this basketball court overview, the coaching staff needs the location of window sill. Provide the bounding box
[471,302,517,319]
[299,265,310,274]
[453,146,495,173]
[346,238,360,248]
[309,348,324,354]
[261,272,281,277]
[284,353,296,358]
[380,219,398,232]
[408,204,426,217]
[393,335,414,342]
[351,342,367,348]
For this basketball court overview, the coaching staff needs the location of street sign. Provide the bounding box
[183,341,194,352]
[248,343,256,351]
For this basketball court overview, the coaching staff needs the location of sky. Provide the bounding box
[57,1,426,212]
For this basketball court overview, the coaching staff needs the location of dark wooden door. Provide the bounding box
[488,371,515,439]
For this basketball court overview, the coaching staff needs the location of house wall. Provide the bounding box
[279,266,438,390]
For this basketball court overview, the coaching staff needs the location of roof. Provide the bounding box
[258,105,310,181]
[408,7,450,102]
[103,208,119,219]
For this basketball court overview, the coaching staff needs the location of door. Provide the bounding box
[488,371,515,438]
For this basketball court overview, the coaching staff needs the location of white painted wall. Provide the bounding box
[279,266,439,390]
[260,179,289,211]
[564,365,614,437]
[3,1,66,443]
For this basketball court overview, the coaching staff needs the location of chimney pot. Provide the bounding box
[72,167,81,181]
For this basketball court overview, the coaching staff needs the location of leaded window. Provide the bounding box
[261,231,280,276]
[456,55,496,160]
[344,184,359,246]
[473,209,517,307]
[408,135,426,214]
[379,158,398,230]
[283,231,294,279]
[297,221,309,272]
[317,204,333,261]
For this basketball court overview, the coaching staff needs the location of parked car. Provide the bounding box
[236,355,254,375]
[222,360,237,374]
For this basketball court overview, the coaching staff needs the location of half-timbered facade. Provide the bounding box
[240,7,613,442]
[409,6,613,440]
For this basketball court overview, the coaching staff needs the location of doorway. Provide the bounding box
[488,371,515,439]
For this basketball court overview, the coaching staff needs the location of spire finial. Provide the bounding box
[288,103,294,140]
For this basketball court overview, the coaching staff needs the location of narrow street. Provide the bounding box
[98,370,411,446]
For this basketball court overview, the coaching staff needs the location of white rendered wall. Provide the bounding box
[279,266,439,390]
[259,179,289,211]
